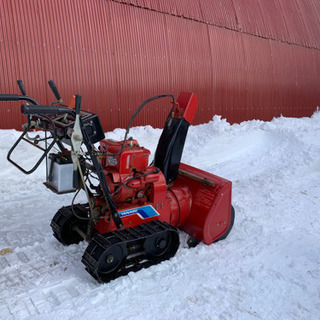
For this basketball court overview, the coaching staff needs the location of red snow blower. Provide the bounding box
[0,80,234,282]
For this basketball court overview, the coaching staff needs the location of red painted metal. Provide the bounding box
[90,137,233,245]
[158,0,203,22]
[208,27,248,121]
[232,0,268,37]
[100,139,150,174]
[177,163,232,245]
[175,92,198,124]
[258,0,290,41]
[293,0,320,49]
[199,0,238,30]
[1,0,320,130]
[164,14,213,125]
[95,117,232,244]
[278,0,311,47]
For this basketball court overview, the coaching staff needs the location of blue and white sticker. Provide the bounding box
[119,205,159,220]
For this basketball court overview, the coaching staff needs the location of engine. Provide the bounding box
[92,138,192,234]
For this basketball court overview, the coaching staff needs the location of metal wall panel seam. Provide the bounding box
[105,0,122,129]
[258,0,290,42]
[111,0,320,51]
[296,0,320,49]
[292,0,313,47]
[277,0,308,47]
[199,0,238,32]
[109,3,145,128]
[93,0,119,123]
[134,8,173,127]
[199,3,214,122]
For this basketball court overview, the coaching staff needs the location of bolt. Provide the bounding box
[156,238,166,249]
[106,255,114,264]
[73,134,81,141]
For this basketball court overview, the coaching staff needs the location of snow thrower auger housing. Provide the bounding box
[0,80,234,282]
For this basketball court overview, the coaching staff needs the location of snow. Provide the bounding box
[1,113,320,319]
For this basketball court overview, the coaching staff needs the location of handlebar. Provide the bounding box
[21,104,76,117]
[0,94,38,105]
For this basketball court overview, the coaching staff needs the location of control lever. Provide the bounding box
[48,80,63,103]
[17,80,26,96]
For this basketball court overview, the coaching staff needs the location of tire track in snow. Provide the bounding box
[0,228,91,319]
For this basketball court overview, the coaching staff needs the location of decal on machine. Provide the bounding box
[119,205,160,220]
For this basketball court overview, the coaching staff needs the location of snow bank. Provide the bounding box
[1,113,320,319]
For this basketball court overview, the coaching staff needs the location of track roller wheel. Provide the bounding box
[95,242,127,282]
[144,229,179,262]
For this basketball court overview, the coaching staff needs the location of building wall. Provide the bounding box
[1,0,320,130]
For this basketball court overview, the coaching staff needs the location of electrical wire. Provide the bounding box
[97,94,175,157]
[69,94,174,221]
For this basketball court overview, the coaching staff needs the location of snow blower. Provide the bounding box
[0,80,234,282]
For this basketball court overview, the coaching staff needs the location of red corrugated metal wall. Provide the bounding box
[0,0,320,130]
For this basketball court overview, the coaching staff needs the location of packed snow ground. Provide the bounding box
[0,113,320,319]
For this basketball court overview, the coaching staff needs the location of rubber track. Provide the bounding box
[50,204,89,245]
[81,220,180,283]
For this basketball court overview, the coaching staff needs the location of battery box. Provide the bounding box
[45,153,78,194]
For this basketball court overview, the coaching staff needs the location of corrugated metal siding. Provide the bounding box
[1,0,320,130]
[199,0,238,30]
[270,41,296,117]
[232,0,267,37]
[165,14,212,125]
[209,27,246,121]
[293,46,317,117]
[278,0,311,47]
[0,1,19,126]
[242,34,275,121]
[296,0,320,49]
[108,1,173,128]
[258,0,290,41]
[158,0,203,21]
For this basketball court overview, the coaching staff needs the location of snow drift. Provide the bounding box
[1,113,320,319]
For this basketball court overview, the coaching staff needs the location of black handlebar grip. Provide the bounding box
[21,104,75,116]
[17,80,26,96]
[48,80,62,101]
[0,94,21,101]
[75,94,82,115]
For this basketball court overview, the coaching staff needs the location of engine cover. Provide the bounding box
[93,139,193,233]
[95,132,232,245]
